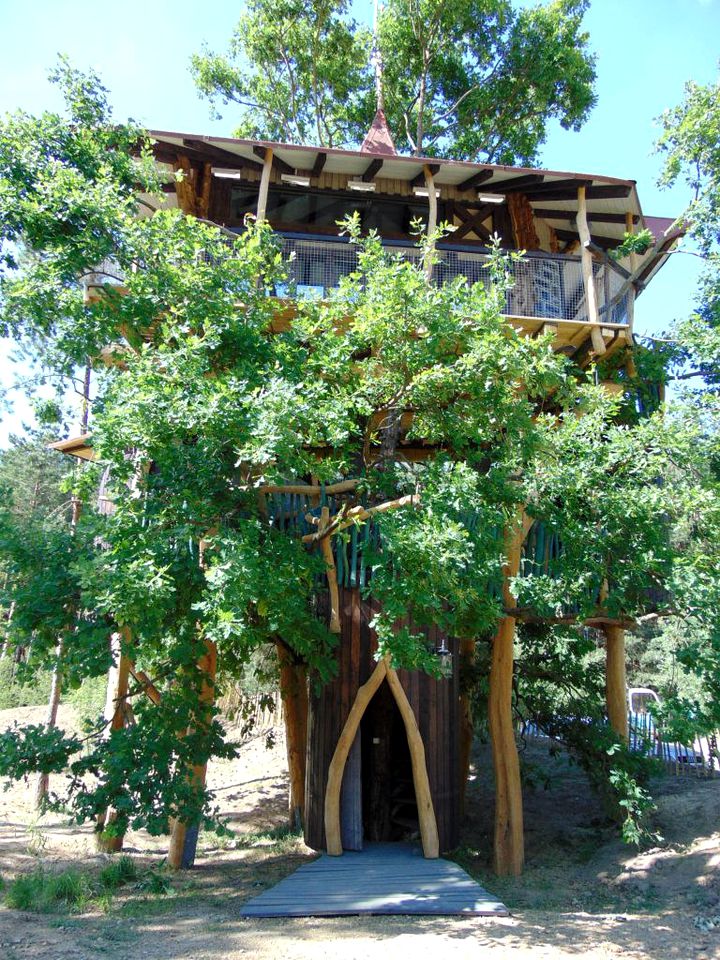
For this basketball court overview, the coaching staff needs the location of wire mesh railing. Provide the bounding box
[278,235,605,324]
[84,234,631,327]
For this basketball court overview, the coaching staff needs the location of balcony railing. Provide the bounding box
[84,232,632,328]
[277,233,631,327]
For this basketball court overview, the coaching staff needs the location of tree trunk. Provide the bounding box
[96,628,132,852]
[34,638,64,808]
[167,639,217,870]
[604,625,628,740]
[277,641,308,830]
[488,615,524,876]
[488,517,526,876]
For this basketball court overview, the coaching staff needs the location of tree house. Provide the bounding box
[53,112,680,874]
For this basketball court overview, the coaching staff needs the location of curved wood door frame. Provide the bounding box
[324,656,440,859]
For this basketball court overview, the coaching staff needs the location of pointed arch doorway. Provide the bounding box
[324,656,440,859]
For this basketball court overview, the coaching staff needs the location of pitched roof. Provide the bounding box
[360,109,397,156]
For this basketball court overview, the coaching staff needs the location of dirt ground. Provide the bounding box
[0,704,718,960]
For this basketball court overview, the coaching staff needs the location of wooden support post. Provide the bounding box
[604,625,628,740]
[257,148,274,224]
[175,155,198,216]
[488,518,525,877]
[319,506,341,633]
[96,626,132,852]
[167,638,218,870]
[423,164,438,282]
[277,641,308,830]
[576,185,605,356]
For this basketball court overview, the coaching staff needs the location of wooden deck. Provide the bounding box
[240,843,508,917]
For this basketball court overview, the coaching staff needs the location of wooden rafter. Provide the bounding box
[456,168,494,192]
[311,152,328,178]
[253,145,294,175]
[481,174,545,194]
[362,158,384,182]
[183,139,264,172]
[533,208,639,226]
[411,163,439,188]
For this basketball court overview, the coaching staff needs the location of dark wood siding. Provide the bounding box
[304,587,461,854]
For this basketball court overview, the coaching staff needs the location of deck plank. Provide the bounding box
[240,843,508,917]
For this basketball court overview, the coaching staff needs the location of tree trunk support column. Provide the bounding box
[96,626,132,852]
[277,641,308,830]
[604,625,628,740]
[458,637,476,817]
[488,517,526,877]
[167,639,218,870]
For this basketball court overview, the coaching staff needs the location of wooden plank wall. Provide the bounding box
[304,587,461,854]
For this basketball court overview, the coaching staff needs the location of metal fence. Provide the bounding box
[519,716,720,778]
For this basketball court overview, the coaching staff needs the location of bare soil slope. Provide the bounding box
[0,705,718,960]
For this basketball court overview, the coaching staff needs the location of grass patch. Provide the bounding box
[3,856,169,915]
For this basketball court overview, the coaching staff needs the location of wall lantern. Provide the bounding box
[436,638,453,678]
[477,193,505,204]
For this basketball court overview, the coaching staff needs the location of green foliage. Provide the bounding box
[97,856,138,890]
[0,65,718,852]
[191,0,596,163]
[0,659,52,710]
[610,229,654,261]
[656,72,720,386]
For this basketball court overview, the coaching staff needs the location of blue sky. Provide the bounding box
[0,0,718,444]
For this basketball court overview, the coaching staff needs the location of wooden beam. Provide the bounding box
[480,174,545,194]
[277,641,308,830]
[411,163,439,188]
[256,148,274,223]
[554,227,618,251]
[311,151,327,178]
[533,208,639,226]
[489,517,525,877]
[174,154,199,216]
[524,184,633,203]
[450,204,493,242]
[183,139,264,172]
[253,145,294,175]
[456,168,494,192]
[576,185,605,355]
[604,625,628,740]
[424,164,438,282]
[362,158,384,182]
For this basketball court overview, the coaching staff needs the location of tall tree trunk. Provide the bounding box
[167,639,218,870]
[96,628,132,852]
[488,517,525,876]
[277,641,308,830]
[34,637,64,808]
[604,625,628,740]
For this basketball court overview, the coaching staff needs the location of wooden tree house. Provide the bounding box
[53,112,680,875]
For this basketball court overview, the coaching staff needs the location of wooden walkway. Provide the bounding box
[240,843,508,917]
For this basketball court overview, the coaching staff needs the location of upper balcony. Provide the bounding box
[275,232,634,345]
